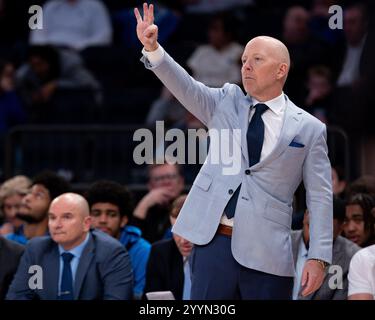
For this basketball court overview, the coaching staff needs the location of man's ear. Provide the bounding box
[84,216,92,231]
[277,63,288,79]
[120,216,128,228]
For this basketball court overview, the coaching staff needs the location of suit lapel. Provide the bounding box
[43,243,60,299]
[73,233,94,299]
[251,96,303,170]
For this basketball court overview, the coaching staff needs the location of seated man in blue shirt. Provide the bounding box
[86,180,151,300]
[6,193,133,300]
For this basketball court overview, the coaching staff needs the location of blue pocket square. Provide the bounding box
[289,141,305,148]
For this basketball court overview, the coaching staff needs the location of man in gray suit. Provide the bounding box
[292,198,360,300]
[135,3,333,299]
[6,193,133,300]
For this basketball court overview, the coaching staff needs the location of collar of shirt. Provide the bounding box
[251,92,285,115]
[58,232,90,259]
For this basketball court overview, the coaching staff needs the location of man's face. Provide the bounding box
[241,39,283,99]
[307,74,331,99]
[18,184,51,223]
[3,194,23,221]
[148,164,184,200]
[90,202,126,239]
[344,8,367,45]
[48,199,91,250]
[343,204,369,246]
[170,217,193,257]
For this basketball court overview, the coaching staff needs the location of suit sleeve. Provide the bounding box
[303,123,333,264]
[141,47,229,127]
[6,247,35,300]
[100,245,133,300]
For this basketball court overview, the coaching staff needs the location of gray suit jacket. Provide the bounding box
[291,230,360,299]
[143,49,333,277]
[6,230,133,300]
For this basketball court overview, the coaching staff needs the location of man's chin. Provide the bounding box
[16,212,44,224]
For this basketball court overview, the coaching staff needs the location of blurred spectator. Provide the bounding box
[86,180,151,300]
[146,86,187,128]
[29,0,112,51]
[133,162,185,243]
[342,193,375,247]
[348,241,375,300]
[336,3,368,87]
[147,91,207,184]
[0,59,27,134]
[184,0,254,14]
[331,165,347,199]
[6,193,133,300]
[292,197,360,299]
[304,65,333,124]
[0,175,31,236]
[15,45,101,122]
[330,3,370,136]
[113,2,180,48]
[309,0,344,45]
[144,194,193,300]
[0,237,24,300]
[6,170,70,245]
[347,175,375,198]
[187,12,243,87]
[282,6,330,105]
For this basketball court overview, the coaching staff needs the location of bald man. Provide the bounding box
[6,193,133,300]
[135,4,332,299]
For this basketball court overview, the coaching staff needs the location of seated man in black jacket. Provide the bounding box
[0,237,24,299]
[144,194,193,300]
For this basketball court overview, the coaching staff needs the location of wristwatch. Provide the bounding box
[310,259,329,270]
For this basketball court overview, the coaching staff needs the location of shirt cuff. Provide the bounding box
[142,45,165,66]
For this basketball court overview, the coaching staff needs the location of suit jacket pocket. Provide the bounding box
[193,172,213,191]
[264,199,291,228]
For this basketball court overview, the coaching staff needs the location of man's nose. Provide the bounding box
[52,219,62,229]
[23,194,31,203]
[347,221,356,231]
[243,61,252,71]
[99,214,108,224]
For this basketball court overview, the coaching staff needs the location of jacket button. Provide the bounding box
[228,189,234,195]
[245,169,251,175]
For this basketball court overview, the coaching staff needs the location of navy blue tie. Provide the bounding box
[224,103,268,219]
[59,252,74,300]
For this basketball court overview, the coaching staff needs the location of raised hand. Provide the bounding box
[134,3,159,52]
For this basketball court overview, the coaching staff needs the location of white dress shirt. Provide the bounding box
[143,46,286,227]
